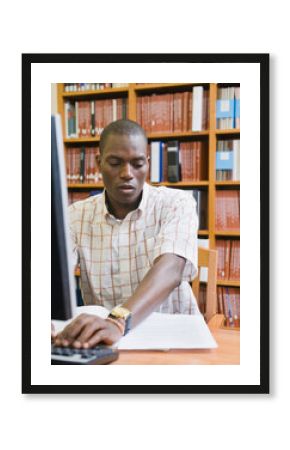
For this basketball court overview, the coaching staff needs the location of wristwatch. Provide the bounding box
[108,305,132,335]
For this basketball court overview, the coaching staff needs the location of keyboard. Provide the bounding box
[51,344,119,365]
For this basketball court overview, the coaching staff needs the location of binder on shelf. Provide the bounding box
[234,87,240,128]
[232,140,240,180]
[80,146,85,183]
[167,140,180,182]
[216,86,235,129]
[192,86,204,131]
[90,101,95,136]
[216,151,234,170]
[150,141,163,183]
[216,139,240,181]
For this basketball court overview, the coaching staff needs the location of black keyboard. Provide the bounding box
[51,344,119,365]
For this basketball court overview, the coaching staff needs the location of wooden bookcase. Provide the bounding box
[57,83,240,327]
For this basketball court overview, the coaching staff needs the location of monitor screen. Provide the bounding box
[51,114,76,320]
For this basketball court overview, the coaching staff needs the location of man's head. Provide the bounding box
[98,120,149,218]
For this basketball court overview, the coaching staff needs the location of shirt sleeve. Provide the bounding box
[153,191,198,282]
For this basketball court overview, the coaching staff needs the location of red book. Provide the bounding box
[173,92,182,132]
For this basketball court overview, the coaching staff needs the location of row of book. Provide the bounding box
[150,140,207,183]
[66,147,102,184]
[65,140,208,186]
[215,190,240,231]
[64,83,128,92]
[216,239,240,281]
[216,86,240,129]
[217,286,240,327]
[65,98,128,138]
[216,139,240,181]
[137,86,209,133]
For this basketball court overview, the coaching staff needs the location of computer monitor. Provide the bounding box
[51,114,76,320]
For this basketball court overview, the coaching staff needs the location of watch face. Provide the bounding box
[112,306,131,319]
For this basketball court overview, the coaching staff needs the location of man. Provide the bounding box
[54,119,199,349]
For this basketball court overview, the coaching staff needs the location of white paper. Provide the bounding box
[118,313,217,350]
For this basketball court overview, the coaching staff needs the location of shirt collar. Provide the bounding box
[99,182,149,223]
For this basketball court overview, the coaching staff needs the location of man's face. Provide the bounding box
[99,133,149,210]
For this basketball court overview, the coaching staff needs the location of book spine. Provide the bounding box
[91,101,95,136]
[192,86,203,131]
[167,140,180,182]
[150,141,162,183]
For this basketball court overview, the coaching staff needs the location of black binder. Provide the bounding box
[167,140,180,182]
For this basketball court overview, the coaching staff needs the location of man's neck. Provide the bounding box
[105,192,143,220]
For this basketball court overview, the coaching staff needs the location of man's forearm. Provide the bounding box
[122,253,186,328]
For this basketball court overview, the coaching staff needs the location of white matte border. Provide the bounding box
[30,60,261,387]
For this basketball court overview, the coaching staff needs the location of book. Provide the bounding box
[52,305,218,350]
[150,141,163,182]
[216,86,235,129]
[137,91,196,133]
[217,287,240,327]
[167,140,180,182]
[66,146,101,185]
[216,139,240,181]
[192,86,204,131]
[215,190,240,231]
[234,86,240,128]
[180,141,207,181]
[64,98,128,138]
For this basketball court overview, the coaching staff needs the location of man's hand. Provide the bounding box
[54,314,123,348]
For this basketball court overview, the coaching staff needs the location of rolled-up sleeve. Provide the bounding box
[153,191,198,282]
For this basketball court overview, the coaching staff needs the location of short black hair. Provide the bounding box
[99,119,147,155]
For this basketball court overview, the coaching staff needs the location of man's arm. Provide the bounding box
[54,253,185,348]
[122,253,186,328]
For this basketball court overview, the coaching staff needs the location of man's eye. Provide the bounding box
[109,162,120,166]
[133,162,144,168]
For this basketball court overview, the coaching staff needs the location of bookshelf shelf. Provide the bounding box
[216,129,240,135]
[152,181,209,187]
[217,280,240,287]
[57,82,240,327]
[198,230,209,236]
[215,231,240,237]
[64,137,100,144]
[147,131,209,139]
[62,87,129,98]
[134,83,196,91]
[68,183,104,189]
[215,181,240,187]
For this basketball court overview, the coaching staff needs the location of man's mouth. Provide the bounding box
[118,184,135,191]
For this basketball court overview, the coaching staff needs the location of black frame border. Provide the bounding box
[22,53,269,394]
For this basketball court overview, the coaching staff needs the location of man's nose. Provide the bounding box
[120,163,133,179]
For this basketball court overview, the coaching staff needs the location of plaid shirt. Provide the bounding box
[69,183,199,314]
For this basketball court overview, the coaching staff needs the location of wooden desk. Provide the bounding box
[113,326,240,365]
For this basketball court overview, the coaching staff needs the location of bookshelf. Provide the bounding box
[57,82,240,328]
